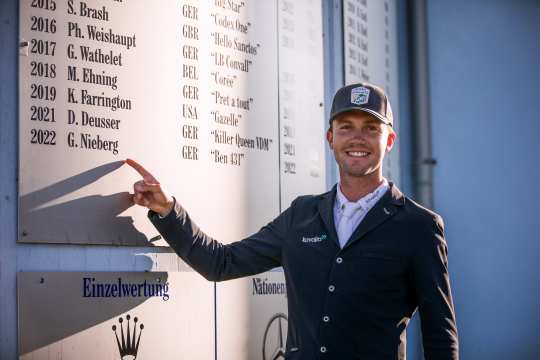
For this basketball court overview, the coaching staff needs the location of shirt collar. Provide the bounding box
[336,178,389,212]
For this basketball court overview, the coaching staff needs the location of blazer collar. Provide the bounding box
[317,184,339,245]
[317,182,405,249]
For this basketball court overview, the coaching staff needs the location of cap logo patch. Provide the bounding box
[351,87,370,105]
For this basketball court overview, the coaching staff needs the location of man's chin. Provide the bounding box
[340,167,372,178]
[339,162,381,177]
[347,171,371,178]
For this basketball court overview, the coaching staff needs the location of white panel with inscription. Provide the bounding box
[278,0,327,208]
[216,272,288,360]
[343,0,401,184]
[18,272,214,360]
[214,2,325,358]
[18,0,280,245]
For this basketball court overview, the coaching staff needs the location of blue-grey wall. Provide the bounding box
[428,1,540,359]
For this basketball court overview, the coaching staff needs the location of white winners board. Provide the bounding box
[18,0,326,246]
[343,0,401,184]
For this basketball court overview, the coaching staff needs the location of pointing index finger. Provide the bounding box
[125,158,159,184]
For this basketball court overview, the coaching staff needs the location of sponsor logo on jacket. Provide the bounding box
[302,234,327,243]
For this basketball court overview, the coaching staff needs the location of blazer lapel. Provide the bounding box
[343,183,405,250]
[317,185,340,247]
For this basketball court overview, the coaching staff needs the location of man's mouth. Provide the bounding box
[346,151,370,157]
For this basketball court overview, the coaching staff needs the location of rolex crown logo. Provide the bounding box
[112,314,144,359]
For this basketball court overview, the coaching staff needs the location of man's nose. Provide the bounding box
[349,128,369,142]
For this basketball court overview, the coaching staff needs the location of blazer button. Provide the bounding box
[336,257,343,264]
[328,285,335,292]
[323,315,330,322]
[320,346,327,353]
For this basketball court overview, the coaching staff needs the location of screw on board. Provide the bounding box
[22,230,28,236]
[20,39,29,56]
[40,277,45,284]
[319,102,324,107]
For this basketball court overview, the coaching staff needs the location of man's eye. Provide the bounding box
[340,125,351,130]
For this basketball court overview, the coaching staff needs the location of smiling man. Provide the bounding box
[127,82,459,359]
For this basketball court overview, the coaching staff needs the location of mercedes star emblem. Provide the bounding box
[262,313,288,360]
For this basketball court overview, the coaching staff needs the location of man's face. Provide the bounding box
[326,111,396,179]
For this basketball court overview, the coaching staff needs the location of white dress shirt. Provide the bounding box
[333,179,389,248]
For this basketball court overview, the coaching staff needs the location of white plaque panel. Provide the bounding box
[18,272,214,359]
[343,0,401,184]
[278,0,327,208]
[18,0,279,245]
[216,272,288,360]
[213,2,326,356]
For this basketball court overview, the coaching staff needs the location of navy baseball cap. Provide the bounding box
[329,82,393,127]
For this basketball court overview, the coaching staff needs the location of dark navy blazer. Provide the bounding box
[149,183,459,359]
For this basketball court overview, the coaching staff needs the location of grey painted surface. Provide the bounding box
[396,2,423,359]
[322,0,342,188]
[397,0,414,200]
[428,1,540,359]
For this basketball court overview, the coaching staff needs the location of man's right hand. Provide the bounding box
[125,158,175,217]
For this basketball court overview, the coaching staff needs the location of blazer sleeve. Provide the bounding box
[412,215,460,360]
[147,197,293,282]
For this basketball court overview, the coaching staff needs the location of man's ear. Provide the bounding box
[386,130,397,153]
[326,128,334,150]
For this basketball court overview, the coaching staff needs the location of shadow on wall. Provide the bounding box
[18,161,159,246]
